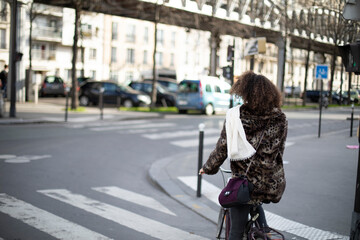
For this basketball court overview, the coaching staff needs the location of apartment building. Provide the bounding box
[0,1,356,103]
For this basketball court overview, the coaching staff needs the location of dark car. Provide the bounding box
[39,76,66,97]
[79,81,151,107]
[128,81,176,107]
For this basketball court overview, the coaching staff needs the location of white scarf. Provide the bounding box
[226,105,256,161]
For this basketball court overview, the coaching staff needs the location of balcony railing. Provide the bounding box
[32,27,62,40]
[33,4,63,16]
[32,49,56,61]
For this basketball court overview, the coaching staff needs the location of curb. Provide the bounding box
[0,113,165,125]
[148,151,218,226]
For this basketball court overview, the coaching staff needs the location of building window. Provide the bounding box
[126,48,135,64]
[80,23,92,37]
[49,44,56,60]
[0,1,7,22]
[171,31,176,47]
[0,29,6,49]
[143,50,148,64]
[156,52,163,66]
[170,53,174,66]
[126,24,136,43]
[110,71,118,81]
[157,29,164,46]
[112,22,118,40]
[111,47,117,63]
[144,27,148,43]
[90,48,97,60]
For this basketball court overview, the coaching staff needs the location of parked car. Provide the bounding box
[79,81,151,107]
[143,77,178,93]
[39,76,66,97]
[335,89,359,104]
[176,76,233,115]
[128,81,176,107]
[302,90,330,103]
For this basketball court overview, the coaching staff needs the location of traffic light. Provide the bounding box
[222,65,232,79]
[339,41,360,75]
[227,45,234,62]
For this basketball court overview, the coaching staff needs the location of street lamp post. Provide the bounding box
[9,0,18,118]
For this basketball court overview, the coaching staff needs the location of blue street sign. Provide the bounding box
[315,65,329,79]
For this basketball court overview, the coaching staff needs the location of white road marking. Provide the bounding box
[92,186,176,216]
[178,176,349,240]
[171,136,219,148]
[0,193,111,240]
[90,122,175,131]
[38,189,209,240]
[143,128,220,140]
[1,155,52,164]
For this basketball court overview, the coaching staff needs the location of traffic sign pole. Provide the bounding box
[318,79,323,138]
[315,65,328,139]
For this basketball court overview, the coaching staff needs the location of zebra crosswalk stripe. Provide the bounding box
[90,122,176,131]
[92,186,176,216]
[143,128,220,140]
[171,136,219,148]
[0,193,111,240]
[38,189,209,240]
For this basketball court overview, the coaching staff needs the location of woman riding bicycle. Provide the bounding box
[199,71,288,239]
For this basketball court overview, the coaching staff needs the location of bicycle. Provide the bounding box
[216,167,285,240]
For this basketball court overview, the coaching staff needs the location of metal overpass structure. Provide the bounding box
[32,0,358,53]
[31,0,359,87]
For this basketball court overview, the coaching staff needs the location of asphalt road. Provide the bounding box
[0,107,358,239]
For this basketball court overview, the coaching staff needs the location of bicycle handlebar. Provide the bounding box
[219,167,231,174]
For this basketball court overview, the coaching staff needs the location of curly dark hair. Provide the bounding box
[230,71,281,114]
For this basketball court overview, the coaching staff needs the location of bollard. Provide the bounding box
[99,87,104,120]
[197,123,205,198]
[351,103,354,137]
[64,87,70,122]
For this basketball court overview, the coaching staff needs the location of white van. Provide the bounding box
[176,76,234,115]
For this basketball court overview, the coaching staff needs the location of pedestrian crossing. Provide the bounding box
[69,119,299,149]
[0,187,209,240]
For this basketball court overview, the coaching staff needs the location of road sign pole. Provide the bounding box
[318,79,323,138]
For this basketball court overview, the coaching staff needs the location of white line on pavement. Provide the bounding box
[90,122,176,131]
[92,186,176,216]
[171,136,219,148]
[0,193,111,240]
[177,176,349,240]
[143,128,220,140]
[38,189,209,240]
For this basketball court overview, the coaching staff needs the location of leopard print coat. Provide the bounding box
[202,105,288,203]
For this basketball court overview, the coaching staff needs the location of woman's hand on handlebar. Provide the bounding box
[199,168,205,175]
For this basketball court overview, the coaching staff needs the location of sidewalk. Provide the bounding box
[0,100,164,124]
